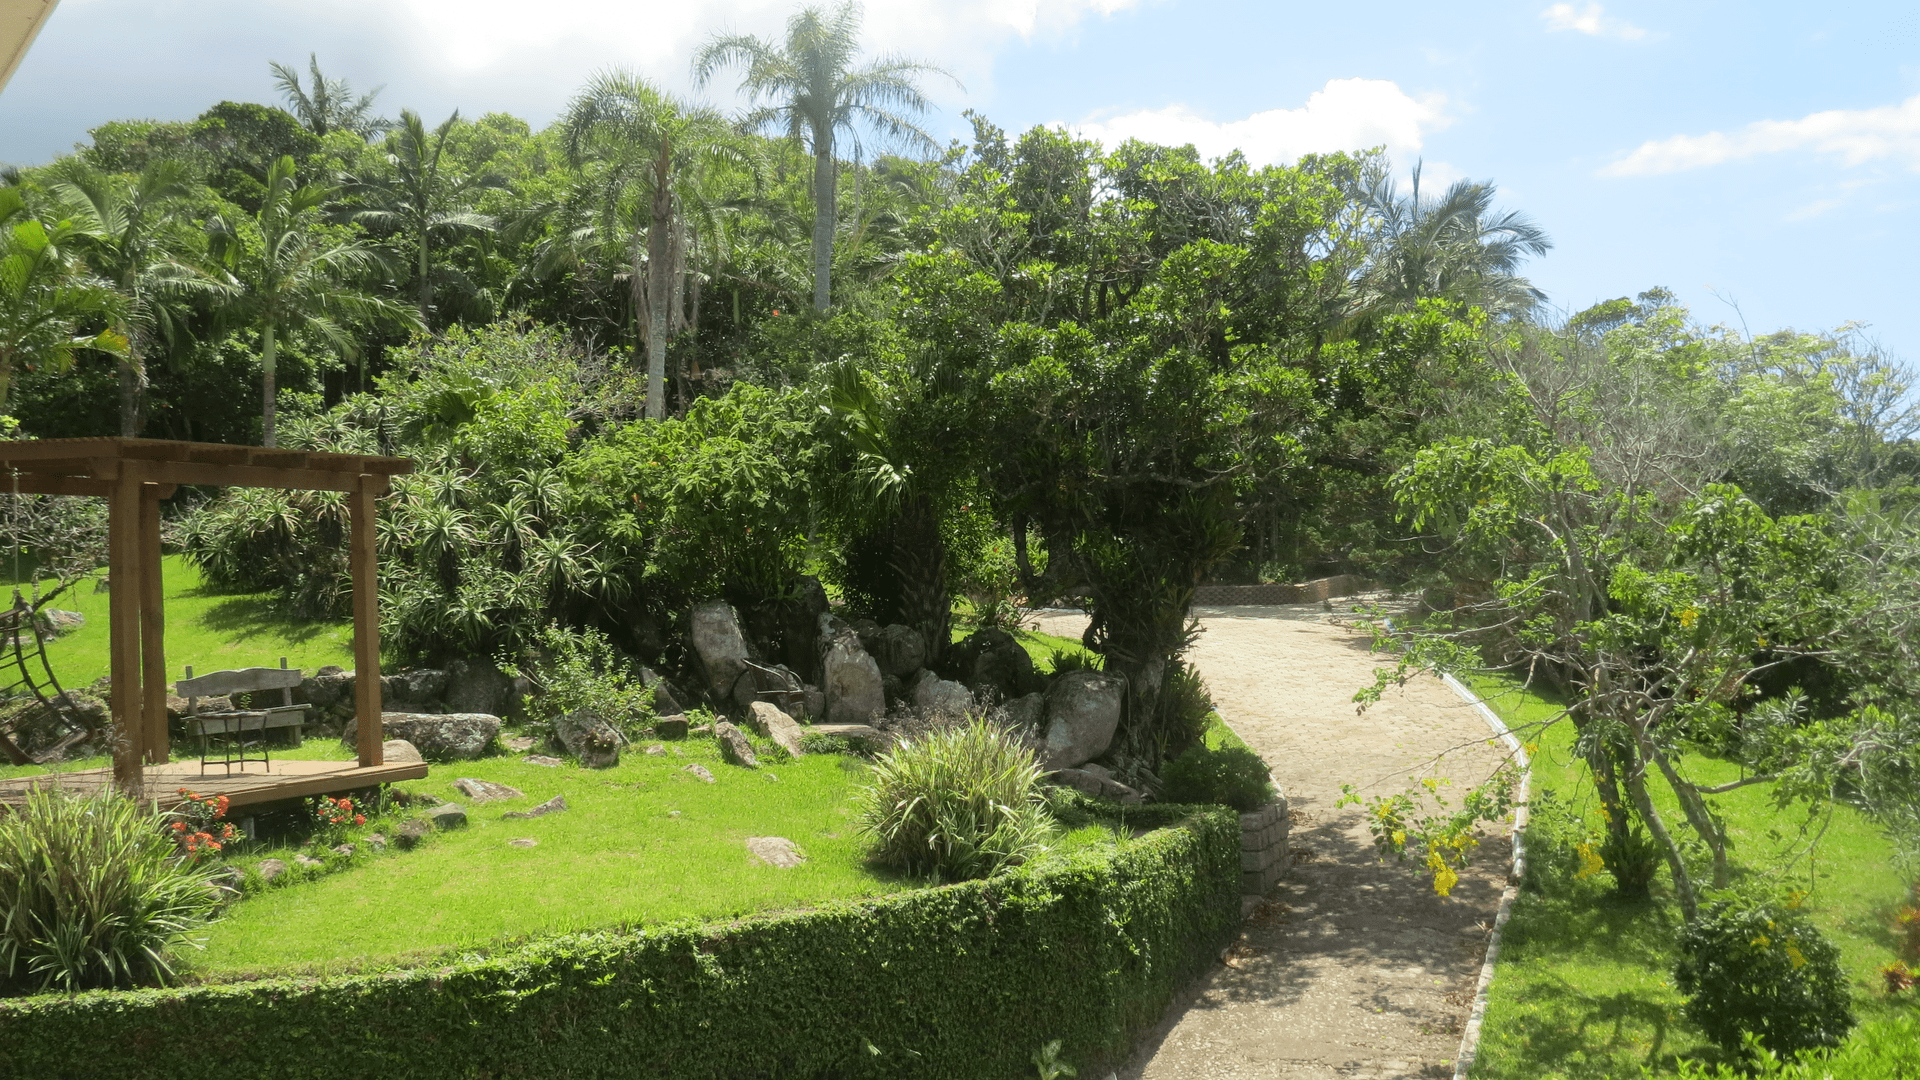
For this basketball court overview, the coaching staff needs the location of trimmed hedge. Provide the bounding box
[0,805,1238,1080]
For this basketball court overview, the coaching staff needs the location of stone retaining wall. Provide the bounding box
[1192,574,1368,607]
[1239,797,1290,895]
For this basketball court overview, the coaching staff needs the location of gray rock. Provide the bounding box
[523,754,563,767]
[366,833,387,851]
[851,618,883,655]
[714,720,757,767]
[822,625,885,724]
[445,658,515,716]
[871,624,928,677]
[300,671,352,719]
[691,599,753,702]
[36,609,84,638]
[381,713,501,761]
[639,668,687,716]
[1051,767,1143,803]
[684,763,716,783]
[383,739,424,764]
[1079,762,1115,782]
[505,735,536,751]
[553,708,621,769]
[502,795,568,819]
[881,672,906,707]
[257,858,288,883]
[386,668,449,707]
[452,777,522,803]
[1004,692,1046,734]
[653,714,689,739]
[780,576,831,679]
[801,686,826,721]
[394,819,431,849]
[748,701,806,757]
[959,628,1039,701]
[507,837,538,848]
[1041,671,1125,770]
[914,673,974,718]
[425,803,468,830]
[745,836,806,868]
[294,854,324,868]
[332,843,356,857]
[643,744,667,756]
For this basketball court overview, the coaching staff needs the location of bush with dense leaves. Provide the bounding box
[0,788,223,995]
[1673,893,1855,1059]
[856,718,1054,881]
[1159,743,1276,813]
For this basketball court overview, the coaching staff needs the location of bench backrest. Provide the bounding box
[177,658,302,707]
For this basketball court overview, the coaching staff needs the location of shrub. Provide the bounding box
[857,718,1054,881]
[503,623,656,742]
[0,788,223,994]
[1673,893,1855,1059]
[1156,662,1213,762]
[1160,743,1275,813]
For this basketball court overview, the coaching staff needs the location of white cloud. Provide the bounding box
[1070,77,1449,165]
[1603,94,1920,176]
[1540,3,1647,41]
[1784,198,1842,221]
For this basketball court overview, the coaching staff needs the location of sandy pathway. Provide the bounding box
[1029,604,1514,1080]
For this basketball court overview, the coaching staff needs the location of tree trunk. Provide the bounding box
[890,493,948,667]
[1623,724,1698,920]
[418,231,432,328]
[646,139,672,421]
[261,321,278,448]
[811,144,835,312]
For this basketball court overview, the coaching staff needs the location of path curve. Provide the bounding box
[1029,603,1513,1080]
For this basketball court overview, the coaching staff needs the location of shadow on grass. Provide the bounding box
[184,589,343,646]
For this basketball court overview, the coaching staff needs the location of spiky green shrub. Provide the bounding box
[0,788,223,994]
[856,718,1054,881]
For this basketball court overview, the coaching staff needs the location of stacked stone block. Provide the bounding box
[1240,797,1290,896]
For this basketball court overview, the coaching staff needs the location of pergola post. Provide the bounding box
[350,473,384,768]
[139,482,167,764]
[106,469,144,793]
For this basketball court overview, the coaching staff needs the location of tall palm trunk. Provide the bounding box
[260,321,278,448]
[645,138,673,420]
[417,231,432,327]
[811,139,835,312]
[117,328,147,437]
[890,493,948,667]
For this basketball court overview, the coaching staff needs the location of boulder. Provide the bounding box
[684,763,716,783]
[380,713,501,761]
[394,819,432,850]
[851,618,883,655]
[871,624,927,677]
[691,600,753,702]
[913,673,974,718]
[747,701,806,757]
[738,663,803,714]
[256,858,288,883]
[425,803,468,830]
[445,658,515,716]
[956,628,1039,701]
[35,609,84,639]
[1051,767,1143,804]
[714,720,757,767]
[505,735,537,751]
[553,709,621,769]
[503,795,568,820]
[806,723,889,754]
[821,625,885,724]
[654,714,689,739]
[382,739,424,765]
[780,576,831,679]
[523,754,563,767]
[745,836,806,868]
[1004,692,1046,734]
[386,668,449,708]
[639,667,688,716]
[452,777,522,803]
[881,673,906,707]
[801,686,826,721]
[1040,671,1125,770]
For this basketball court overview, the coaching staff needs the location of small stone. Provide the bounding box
[256,858,287,883]
[643,744,667,756]
[294,854,323,868]
[764,772,780,782]
[425,803,468,830]
[453,777,523,803]
[502,795,568,820]
[523,754,563,767]
[366,833,387,851]
[668,810,682,818]
[714,721,757,767]
[683,763,715,784]
[507,838,538,849]
[505,735,537,752]
[653,714,689,739]
[332,843,355,857]
[395,818,431,849]
[745,836,806,868]
[382,739,424,765]
[690,724,712,737]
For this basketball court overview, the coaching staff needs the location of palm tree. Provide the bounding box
[562,71,748,419]
[210,156,419,447]
[48,160,236,435]
[269,54,389,139]
[0,189,125,415]
[348,109,503,328]
[694,2,954,311]
[1352,159,1553,322]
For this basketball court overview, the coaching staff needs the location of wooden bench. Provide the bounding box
[177,658,308,772]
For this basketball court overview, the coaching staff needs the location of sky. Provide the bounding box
[3,0,1917,358]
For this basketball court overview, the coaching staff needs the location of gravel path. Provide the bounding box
[1028,604,1515,1080]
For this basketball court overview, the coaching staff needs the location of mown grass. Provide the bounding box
[190,731,903,979]
[1464,675,1918,1079]
[8,555,355,690]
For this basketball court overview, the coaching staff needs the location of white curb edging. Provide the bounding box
[1441,674,1531,1080]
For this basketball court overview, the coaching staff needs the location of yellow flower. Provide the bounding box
[1786,943,1807,970]
[1677,607,1700,629]
[1427,850,1459,897]
[1574,841,1605,880]
[1391,830,1407,847]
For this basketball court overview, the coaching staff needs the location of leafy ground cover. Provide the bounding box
[1465,675,1917,1078]
[9,555,355,689]
[189,732,901,978]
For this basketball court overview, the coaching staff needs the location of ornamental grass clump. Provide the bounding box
[0,787,224,994]
[856,717,1054,881]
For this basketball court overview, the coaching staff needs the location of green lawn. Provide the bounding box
[11,555,356,690]
[1465,675,1917,1078]
[190,732,903,980]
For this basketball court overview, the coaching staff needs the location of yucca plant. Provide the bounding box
[0,787,223,994]
[855,718,1054,881]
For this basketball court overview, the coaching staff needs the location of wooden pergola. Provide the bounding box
[0,437,425,803]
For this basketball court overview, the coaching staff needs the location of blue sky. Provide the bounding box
[3,0,1916,358]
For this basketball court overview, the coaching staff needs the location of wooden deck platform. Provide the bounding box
[0,757,429,811]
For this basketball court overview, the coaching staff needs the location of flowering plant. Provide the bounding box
[168,788,242,861]
[310,795,366,846]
